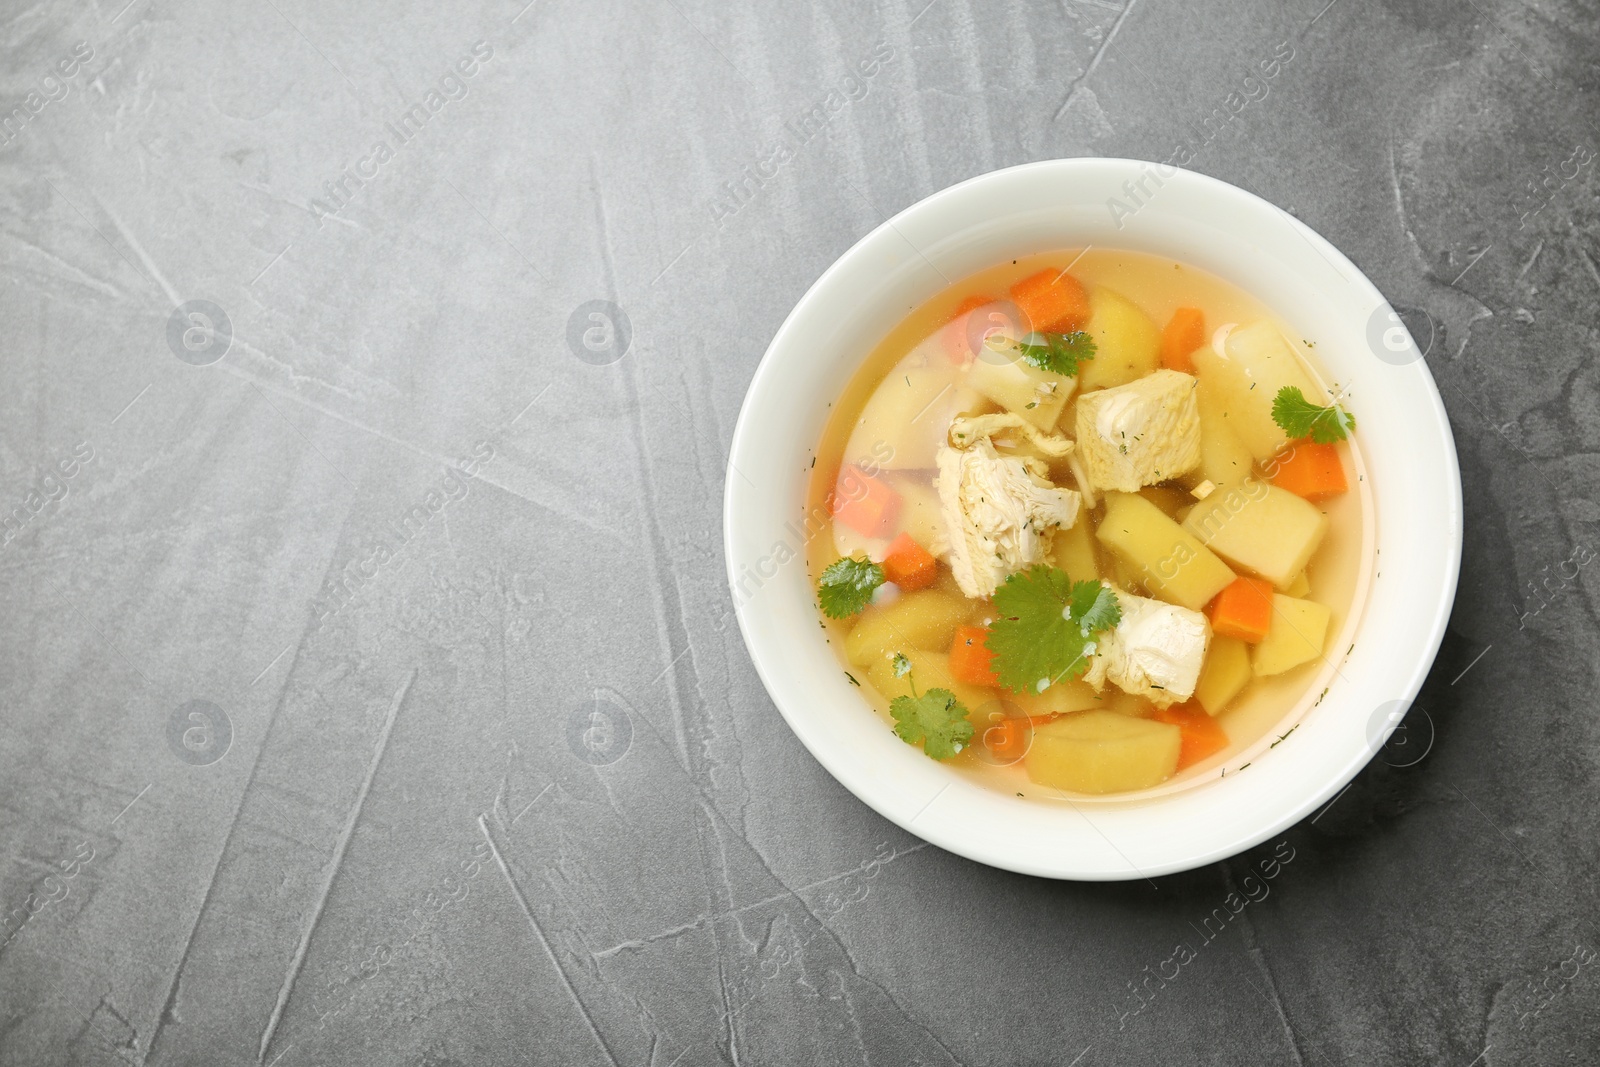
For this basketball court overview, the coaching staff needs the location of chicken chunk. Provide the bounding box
[1074,369,1202,492]
[936,421,1081,599]
[1083,587,1210,707]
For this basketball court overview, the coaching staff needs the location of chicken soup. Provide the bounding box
[807,249,1368,798]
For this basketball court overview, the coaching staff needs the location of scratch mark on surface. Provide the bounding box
[591,842,932,959]
[1387,140,1425,260]
[91,189,183,308]
[1516,240,1543,281]
[257,668,415,1063]
[1053,0,1141,120]
[41,178,161,299]
[1227,861,1308,1066]
[1580,250,1600,294]
[479,814,623,1067]
[146,565,344,1063]
[247,381,362,494]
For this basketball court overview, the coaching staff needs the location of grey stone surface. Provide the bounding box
[0,0,1595,1063]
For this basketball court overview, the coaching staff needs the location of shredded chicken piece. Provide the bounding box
[948,413,1075,457]
[935,419,1081,598]
[1083,588,1211,708]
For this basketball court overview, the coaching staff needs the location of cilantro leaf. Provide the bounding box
[1271,386,1356,444]
[1014,331,1097,377]
[889,688,973,760]
[817,556,884,619]
[987,565,1123,693]
[891,652,912,678]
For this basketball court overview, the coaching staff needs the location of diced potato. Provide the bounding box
[1078,288,1161,391]
[1094,493,1236,611]
[1006,676,1104,717]
[1103,690,1156,718]
[1050,516,1100,583]
[844,357,982,470]
[1184,375,1256,491]
[883,473,944,553]
[865,649,994,714]
[967,354,1074,431]
[1025,710,1181,794]
[1252,595,1331,677]
[1109,555,1150,597]
[1190,321,1324,462]
[1284,570,1311,598]
[844,590,971,666]
[1181,482,1328,589]
[1194,635,1251,716]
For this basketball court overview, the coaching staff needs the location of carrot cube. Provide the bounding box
[1153,701,1230,770]
[949,624,999,686]
[941,294,992,365]
[1269,441,1348,500]
[1207,577,1275,644]
[881,532,938,591]
[830,466,902,538]
[1160,307,1206,374]
[1009,269,1090,334]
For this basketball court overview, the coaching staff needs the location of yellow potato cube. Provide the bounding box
[1025,710,1181,794]
[883,474,944,554]
[845,360,983,470]
[1079,288,1161,391]
[1050,517,1101,583]
[1006,676,1104,717]
[1283,570,1311,598]
[1181,482,1328,589]
[844,589,971,666]
[1095,493,1236,611]
[1186,375,1256,491]
[1252,595,1331,677]
[1194,635,1252,716]
[967,354,1074,431]
[866,649,994,715]
[1190,321,1324,462]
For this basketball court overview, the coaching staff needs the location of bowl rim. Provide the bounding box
[723,157,1462,880]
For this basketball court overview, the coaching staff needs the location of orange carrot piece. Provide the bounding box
[1160,307,1206,373]
[1153,702,1230,770]
[941,294,991,365]
[1009,269,1090,334]
[1269,441,1348,500]
[949,624,999,686]
[830,466,902,538]
[881,532,938,591]
[1207,577,1275,644]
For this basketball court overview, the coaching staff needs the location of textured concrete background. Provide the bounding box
[1,0,1596,1064]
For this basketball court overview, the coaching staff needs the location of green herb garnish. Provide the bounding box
[891,652,912,678]
[890,688,972,759]
[986,565,1122,693]
[817,556,884,619]
[1014,330,1097,377]
[1271,386,1356,444]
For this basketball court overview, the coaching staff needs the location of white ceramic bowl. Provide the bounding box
[724,158,1461,880]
